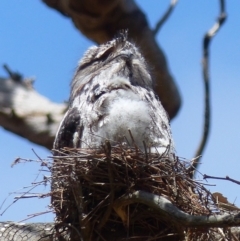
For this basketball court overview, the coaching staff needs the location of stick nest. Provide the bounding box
[51,143,219,241]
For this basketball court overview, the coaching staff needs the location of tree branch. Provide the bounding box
[192,0,227,176]
[114,190,240,228]
[42,0,181,119]
[0,222,54,241]
[0,75,66,149]
[153,0,178,35]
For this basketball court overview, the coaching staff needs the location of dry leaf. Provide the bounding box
[213,192,240,211]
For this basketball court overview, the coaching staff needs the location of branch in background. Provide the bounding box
[204,174,240,185]
[153,0,178,35]
[192,0,227,177]
[0,65,67,150]
[42,0,181,119]
[3,64,22,82]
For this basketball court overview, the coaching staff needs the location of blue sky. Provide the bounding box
[0,1,240,222]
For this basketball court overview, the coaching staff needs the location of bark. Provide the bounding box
[0,77,66,149]
[114,191,240,228]
[42,0,181,119]
[0,222,54,241]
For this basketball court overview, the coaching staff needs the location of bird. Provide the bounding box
[53,31,174,156]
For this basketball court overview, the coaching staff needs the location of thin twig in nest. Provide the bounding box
[97,141,115,230]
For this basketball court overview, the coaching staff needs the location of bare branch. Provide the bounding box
[42,0,181,119]
[114,190,240,228]
[204,174,240,185]
[3,64,22,82]
[0,75,66,149]
[153,0,178,35]
[192,0,227,176]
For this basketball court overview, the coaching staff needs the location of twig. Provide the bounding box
[3,64,22,82]
[143,141,148,162]
[203,174,240,185]
[97,141,114,230]
[192,0,227,177]
[153,0,178,35]
[70,177,84,230]
[0,183,42,216]
[18,211,52,223]
[128,129,138,154]
[31,148,46,183]
[14,193,50,199]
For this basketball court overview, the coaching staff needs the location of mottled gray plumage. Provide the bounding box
[54,33,174,155]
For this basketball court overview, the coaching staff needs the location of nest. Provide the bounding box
[51,142,219,241]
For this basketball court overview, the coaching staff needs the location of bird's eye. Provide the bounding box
[162,123,167,130]
[78,46,114,71]
[95,46,114,61]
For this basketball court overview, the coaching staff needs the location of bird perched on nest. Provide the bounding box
[54,31,174,155]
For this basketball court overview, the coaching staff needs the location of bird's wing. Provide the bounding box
[53,107,83,150]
